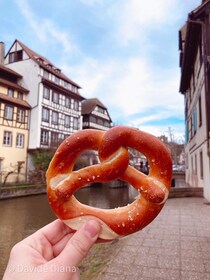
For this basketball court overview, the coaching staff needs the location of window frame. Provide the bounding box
[52,92,59,104]
[4,105,14,120]
[8,88,14,97]
[64,115,71,128]
[16,133,24,148]
[17,92,24,100]
[52,111,59,125]
[40,129,49,145]
[9,50,23,63]
[43,86,50,100]
[3,131,12,146]
[73,117,79,130]
[42,107,50,122]
[17,108,25,123]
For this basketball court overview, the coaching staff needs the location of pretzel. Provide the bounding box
[46,126,172,240]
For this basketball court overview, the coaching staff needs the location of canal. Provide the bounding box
[0,183,138,278]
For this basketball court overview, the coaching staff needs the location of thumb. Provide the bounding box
[54,220,101,267]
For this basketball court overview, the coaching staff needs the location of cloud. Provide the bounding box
[62,55,184,128]
[13,0,187,140]
[114,0,182,45]
[15,0,77,54]
[79,0,103,6]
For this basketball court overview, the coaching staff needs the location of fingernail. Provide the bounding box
[84,220,101,239]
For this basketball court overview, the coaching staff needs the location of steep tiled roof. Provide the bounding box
[0,64,22,78]
[81,98,107,115]
[0,78,29,93]
[191,0,210,16]
[0,92,31,109]
[15,39,81,88]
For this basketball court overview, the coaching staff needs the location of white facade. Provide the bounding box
[4,40,83,151]
[179,2,210,201]
[184,59,210,199]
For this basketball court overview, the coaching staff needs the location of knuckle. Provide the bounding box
[71,237,88,258]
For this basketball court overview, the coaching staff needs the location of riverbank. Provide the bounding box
[0,185,46,199]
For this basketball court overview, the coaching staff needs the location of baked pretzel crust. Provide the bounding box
[46,126,172,240]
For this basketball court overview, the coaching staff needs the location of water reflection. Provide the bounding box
[0,184,138,278]
[75,183,138,209]
[0,195,55,278]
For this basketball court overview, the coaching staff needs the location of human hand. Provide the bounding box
[3,219,101,280]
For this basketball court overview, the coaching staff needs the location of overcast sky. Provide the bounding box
[0,0,201,142]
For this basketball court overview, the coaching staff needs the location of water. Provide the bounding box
[0,184,138,277]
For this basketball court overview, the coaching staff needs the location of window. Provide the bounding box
[64,115,71,127]
[9,52,15,63]
[55,76,60,84]
[195,153,197,175]
[43,70,49,79]
[42,107,50,122]
[3,131,12,146]
[4,105,13,120]
[97,118,103,125]
[16,133,24,148]
[51,132,59,146]
[17,92,23,100]
[16,50,23,61]
[43,87,50,99]
[8,88,14,97]
[73,100,79,111]
[198,95,202,127]
[40,129,49,145]
[192,106,197,136]
[64,81,68,88]
[52,92,59,104]
[104,121,110,127]
[17,108,25,123]
[52,111,58,124]
[90,116,96,123]
[97,106,105,114]
[200,150,204,179]
[9,50,23,63]
[185,121,189,143]
[73,117,79,130]
[65,97,71,108]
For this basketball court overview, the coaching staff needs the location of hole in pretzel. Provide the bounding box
[73,150,99,171]
[74,180,139,209]
[71,149,148,210]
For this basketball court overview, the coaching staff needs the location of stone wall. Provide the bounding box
[0,186,46,200]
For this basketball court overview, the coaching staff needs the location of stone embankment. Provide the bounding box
[0,185,46,200]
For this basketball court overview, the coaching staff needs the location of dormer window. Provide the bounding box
[36,57,44,64]
[9,50,23,63]
[55,68,61,74]
[46,63,53,69]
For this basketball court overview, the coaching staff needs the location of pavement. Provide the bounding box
[96,197,210,280]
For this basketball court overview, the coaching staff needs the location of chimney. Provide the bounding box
[0,42,5,65]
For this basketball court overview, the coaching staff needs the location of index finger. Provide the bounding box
[38,219,74,246]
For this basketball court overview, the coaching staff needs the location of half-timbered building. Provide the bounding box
[82,98,112,130]
[0,61,30,184]
[179,0,210,201]
[4,39,84,151]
